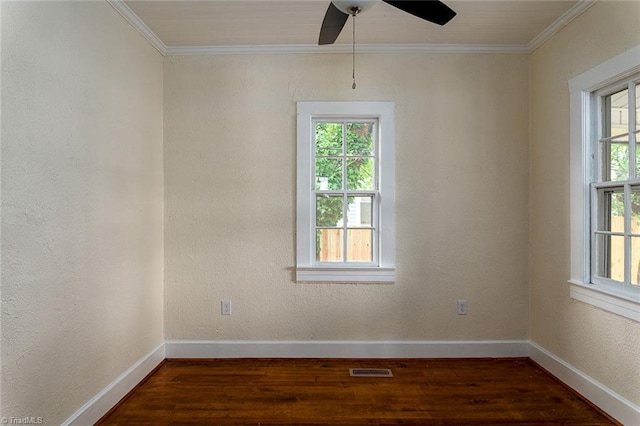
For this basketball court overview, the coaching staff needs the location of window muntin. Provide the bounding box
[591,75,640,297]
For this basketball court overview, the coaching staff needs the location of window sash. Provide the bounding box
[312,119,379,266]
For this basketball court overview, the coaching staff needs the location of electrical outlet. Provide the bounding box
[457,299,468,315]
[221,300,232,315]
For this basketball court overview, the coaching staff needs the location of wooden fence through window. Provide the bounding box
[318,229,372,262]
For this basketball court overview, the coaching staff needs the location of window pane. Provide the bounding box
[636,83,639,132]
[631,237,640,285]
[346,157,374,190]
[347,229,372,263]
[316,229,343,262]
[636,140,640,179]
[597,188,625,233]
[602,135,629,181]
[595,234,624,282]
[347,196,373,227]
[347,122,374,155]
[607,88,629,138]
[316,195,344,227]
[632,187,640,234]
[315,157,343,190]
[315,122,343,156]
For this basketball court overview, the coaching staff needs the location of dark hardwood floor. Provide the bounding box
[97,358,618,425]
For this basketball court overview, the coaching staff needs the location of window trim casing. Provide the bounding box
[569,44,640,322]
[296,101,395,283]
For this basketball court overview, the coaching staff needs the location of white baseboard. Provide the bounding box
[164,339,529,359]
[62,342,165,426]
[63,340,640,426]
[529,342,640,426]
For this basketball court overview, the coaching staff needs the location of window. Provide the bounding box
[296,102,395,283]
[592,80,640,289]
[569,45,640,322]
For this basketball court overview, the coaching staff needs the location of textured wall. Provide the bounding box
[530,1,640,405]
[164,53,530,342]
[1,2,164,424]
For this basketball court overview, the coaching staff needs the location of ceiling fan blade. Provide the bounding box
[382,0,456,26]
[318,2,349,45]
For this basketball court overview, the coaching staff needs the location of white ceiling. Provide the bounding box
[121,0,594,52]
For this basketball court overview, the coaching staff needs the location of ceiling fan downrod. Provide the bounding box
[352,9,357,89]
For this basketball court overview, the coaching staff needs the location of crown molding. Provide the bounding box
[528,0,597,52]
[108,0,596,56]
[106,0,167,55]
[165,43,528,56]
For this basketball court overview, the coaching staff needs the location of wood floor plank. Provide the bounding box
[97,358,619,425]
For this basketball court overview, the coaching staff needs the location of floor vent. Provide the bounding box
[349,368,393,378]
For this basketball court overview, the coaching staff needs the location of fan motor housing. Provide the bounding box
[332,0,377,15]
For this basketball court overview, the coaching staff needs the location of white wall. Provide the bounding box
[1,1,164,424]
[530,1,640,405]
[163,53,530,342]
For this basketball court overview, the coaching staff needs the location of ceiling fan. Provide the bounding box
[318,0,457,46]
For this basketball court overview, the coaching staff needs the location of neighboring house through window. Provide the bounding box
[296,102,395,283]
[569,45,640,322]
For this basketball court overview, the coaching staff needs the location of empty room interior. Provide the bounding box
[1,0,640,424]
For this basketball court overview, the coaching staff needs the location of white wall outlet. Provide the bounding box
[457,299,468,315]
[221,300,232,315]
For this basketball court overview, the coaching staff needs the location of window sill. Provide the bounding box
[568,280,640,323]
[296,267,395,283]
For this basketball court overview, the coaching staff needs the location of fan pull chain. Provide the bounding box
[352,13,356,90]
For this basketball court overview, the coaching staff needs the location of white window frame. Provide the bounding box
[296,101,395,283]
[569,44,640,322]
